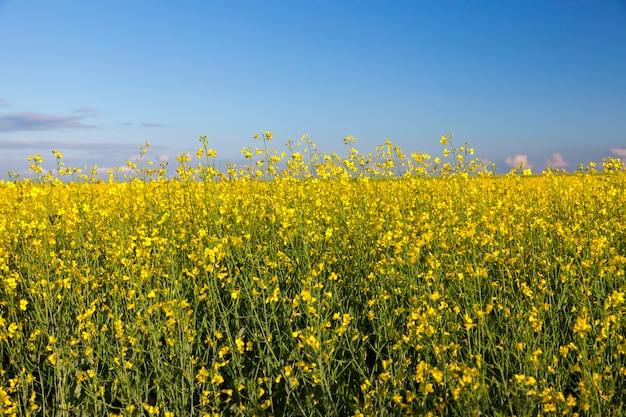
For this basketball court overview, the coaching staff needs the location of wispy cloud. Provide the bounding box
[74,106,98,114]
[0,139,167,154]
[0,111,95,132]
[141,122,166,127]
[610,147,626,157]
[545,152,569,168]
[0,99,9,107]
[504,154,532,169]
[0,139,137,151]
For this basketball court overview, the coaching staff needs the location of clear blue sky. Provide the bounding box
[1,0,625,175]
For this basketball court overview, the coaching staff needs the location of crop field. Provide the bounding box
[1,134,625,416]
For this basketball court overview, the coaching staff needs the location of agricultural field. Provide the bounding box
[1,134,625,416]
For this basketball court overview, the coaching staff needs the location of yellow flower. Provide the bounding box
[573,315,592,336]
[378,372,391,382]
[218,346,230,358]
[305,334,320,350]
[196,366,209,385]
[566,394,577,407]
[544,403,556,412]
[430,368,443,383]
[463,313,474,330]
[142,403,160,415]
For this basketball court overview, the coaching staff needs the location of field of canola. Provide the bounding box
[1,134,626,416]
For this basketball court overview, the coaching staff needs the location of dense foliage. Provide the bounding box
[1,134,625,416]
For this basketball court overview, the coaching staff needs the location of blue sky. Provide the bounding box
[1,0,626,176]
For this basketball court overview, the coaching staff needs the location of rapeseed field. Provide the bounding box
[1,134,625,416]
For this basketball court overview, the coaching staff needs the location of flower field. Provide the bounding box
[1,134,625,416]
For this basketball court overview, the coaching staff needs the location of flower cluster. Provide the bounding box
[1,134,625,415]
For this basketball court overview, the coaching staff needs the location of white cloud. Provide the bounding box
[128,154,170,164]
[94,166,133,175]
[610,147,626,157]
[504,154,532,169]
[545,152,569,168]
